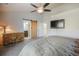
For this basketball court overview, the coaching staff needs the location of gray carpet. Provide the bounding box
[0,39,33,56]
[0,36,75,56]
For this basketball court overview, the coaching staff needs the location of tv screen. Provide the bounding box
[50,19,65,28]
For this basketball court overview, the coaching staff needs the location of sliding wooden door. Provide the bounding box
[31,20,37,39]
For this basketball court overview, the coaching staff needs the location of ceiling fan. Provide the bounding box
[31,3,51,13]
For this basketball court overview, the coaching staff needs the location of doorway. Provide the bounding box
[24,20,31,39]
[24,20,37,39]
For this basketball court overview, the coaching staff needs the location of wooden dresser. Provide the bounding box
[2,32,24,46]
[0,34,3,46]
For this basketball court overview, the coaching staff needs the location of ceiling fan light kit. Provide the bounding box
[31,3,51,14]
[37,7,44,13]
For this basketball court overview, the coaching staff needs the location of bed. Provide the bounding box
[19,36,79,56]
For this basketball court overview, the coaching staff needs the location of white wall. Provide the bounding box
[47,8,79,39]
[37,21,47,37]
[3,3,79,39]
[4,12,24,32]
[4,12,42,33]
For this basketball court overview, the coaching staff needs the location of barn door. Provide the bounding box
[31,20,37,39]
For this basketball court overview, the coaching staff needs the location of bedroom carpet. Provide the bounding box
[19,36,76,56]
[0,36,79,56]
[0,39,33,56]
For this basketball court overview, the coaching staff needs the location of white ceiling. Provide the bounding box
[2,3,63,12]
[1,3,79,14]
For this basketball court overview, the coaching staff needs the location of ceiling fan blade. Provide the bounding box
[31,4,38,8]
[44,9,51,12]
[31,10,36,12]
[43,3,50,8]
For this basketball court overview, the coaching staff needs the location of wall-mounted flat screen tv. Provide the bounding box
[50,19,65,29]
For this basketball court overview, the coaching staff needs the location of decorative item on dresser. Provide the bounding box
[3,32,24,46]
